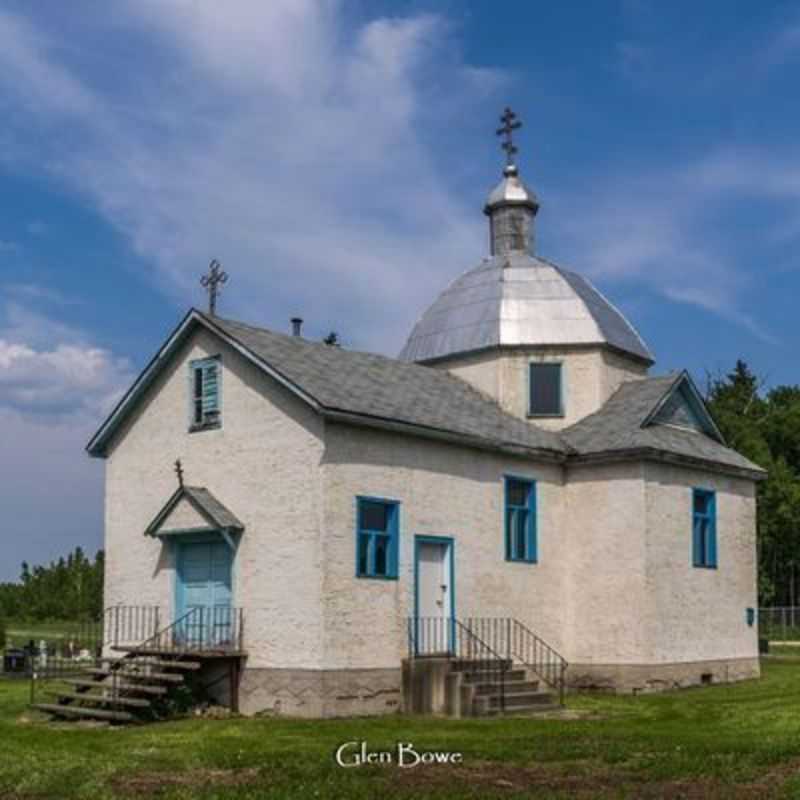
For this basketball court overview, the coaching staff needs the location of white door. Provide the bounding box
[416,539,453,654]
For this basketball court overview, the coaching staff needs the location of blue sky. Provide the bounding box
[1,0,799,581]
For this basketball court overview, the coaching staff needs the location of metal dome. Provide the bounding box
[398,252,654,364]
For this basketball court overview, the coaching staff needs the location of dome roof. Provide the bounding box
[398,252,654,364]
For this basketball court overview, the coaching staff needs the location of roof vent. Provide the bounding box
[291,317,303,337]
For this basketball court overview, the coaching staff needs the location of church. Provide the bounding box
[85,110,765,718]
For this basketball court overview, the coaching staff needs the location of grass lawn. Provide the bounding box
[4,658,800,799]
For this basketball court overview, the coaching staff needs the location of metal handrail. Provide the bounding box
[408,616,510,712]
[128,606,244,655]
[459,617,568,705]
[507,618,568,705]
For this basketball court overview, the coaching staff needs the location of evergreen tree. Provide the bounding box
[706,361,800,606]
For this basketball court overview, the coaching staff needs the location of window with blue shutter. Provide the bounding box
[356,497,399,579]
[505,477,537,563]
[692,488,717,568]
[189,356,222,430]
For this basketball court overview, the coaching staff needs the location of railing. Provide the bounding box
[410,616,568,706]
[461,618,567,704]
[105,606,161,648]
[127,606,244,654]
[408,616,510,712]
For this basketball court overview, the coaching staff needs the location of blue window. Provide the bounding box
[356,498,399,579]
[529,363,563,416]
[693,489,717,568]
[190,356,221,430]
[505,477,537,563]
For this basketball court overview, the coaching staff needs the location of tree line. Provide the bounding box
[0,547,104,621]
[705,361,800,607]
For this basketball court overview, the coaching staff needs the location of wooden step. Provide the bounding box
[126,658,201,671]
[33,703,133,722]
[54,691,152,709]
[65,679,167,695]
[88,668,184,684]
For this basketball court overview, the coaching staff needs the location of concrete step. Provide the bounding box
[54,691,152,709]
[88,668,184,684]
[33,703,133,722]
[475,680,540,695]
[451,658,514,672]
[461,668,527,683]
[65,679,167,696]
[489,690,556,708]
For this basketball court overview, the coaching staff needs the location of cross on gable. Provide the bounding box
[174,458,184,488]
[200,259,228,316]
[496,107,522,167]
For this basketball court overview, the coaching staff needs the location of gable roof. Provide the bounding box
[87,309,566,460]
[87,310,765,480]
[145,485,244,537]
[563,372,766,478]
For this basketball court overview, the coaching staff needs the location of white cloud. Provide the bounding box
[0,301,133,419]
[0,298,132,579]
[0,4,502,354]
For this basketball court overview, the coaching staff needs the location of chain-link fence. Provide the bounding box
[759,607,800,642]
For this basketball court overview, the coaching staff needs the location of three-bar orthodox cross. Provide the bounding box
[496,107,522,167]
[174,458,184,488]
[200,259,228,316]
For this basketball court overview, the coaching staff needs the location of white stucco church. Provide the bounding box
[86,114,765,717]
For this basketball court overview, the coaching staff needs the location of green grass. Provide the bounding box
[4,658,800,798]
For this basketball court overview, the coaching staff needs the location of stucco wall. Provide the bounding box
[320,422,568,670]
[436,346,648,429]
[563,462,649,664]
[642,462,759,664]
[563,459,759,687]
[103,326,326,669]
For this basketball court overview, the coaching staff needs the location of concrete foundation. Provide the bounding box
[238,667,402,717]
[567,657,760,694]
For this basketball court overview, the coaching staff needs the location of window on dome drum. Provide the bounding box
[356,497,399,579]
[529,363,563,417]
[189,356,221,431]
[692,488,717,569]
[505,477,537,563]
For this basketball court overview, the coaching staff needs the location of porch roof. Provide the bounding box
[145,485,244,537]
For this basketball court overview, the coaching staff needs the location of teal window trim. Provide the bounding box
[504,476,538,563]
[692,488,717,569]
[528,361,565,418]
[355,496,400,580]
[189,356,222,432]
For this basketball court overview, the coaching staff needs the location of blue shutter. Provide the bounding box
[708,493,718,567]
[388,504,399,578]
[202,362,219,414]
[692,517,701,567]
[529,482,538,562]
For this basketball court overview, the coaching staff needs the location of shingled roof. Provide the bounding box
[563,373,766,478]
[145,485,244,537]
[206,314,566,458]
[87,310,766,480]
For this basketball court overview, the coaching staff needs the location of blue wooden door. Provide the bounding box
[177,541,233,646]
